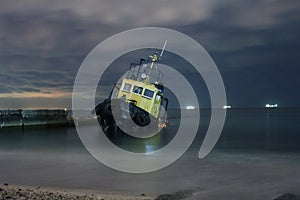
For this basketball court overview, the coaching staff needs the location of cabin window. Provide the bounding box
[143,89,154,99]
[122,83,132,92]
[133,85,143,95]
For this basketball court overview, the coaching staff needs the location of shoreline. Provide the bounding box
[1,183,300,200]
[1,149,300,199]
[0,183,155,200]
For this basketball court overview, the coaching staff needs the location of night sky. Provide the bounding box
[0,0,299,109]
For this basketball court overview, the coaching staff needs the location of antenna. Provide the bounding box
[160,40,168,57]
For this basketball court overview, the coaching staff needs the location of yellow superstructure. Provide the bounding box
[117,78,163,118]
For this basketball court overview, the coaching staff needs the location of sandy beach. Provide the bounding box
[0,184,156,200]
[1,183,299,200]
[0,183,197,200]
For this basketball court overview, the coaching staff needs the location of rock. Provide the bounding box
[274,193,300,200]
[155,194,172,200]
[141,193,146,196]
[155,190,193,200]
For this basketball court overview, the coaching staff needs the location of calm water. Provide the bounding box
[218,108,300,151]
[0,108,300,152]
[0,108,299,199]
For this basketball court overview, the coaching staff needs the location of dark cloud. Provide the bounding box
[0,0,299,108]
[166,1,300,107]
[0,69,74,94]
[0,97,70,109]
[19,87,41,93]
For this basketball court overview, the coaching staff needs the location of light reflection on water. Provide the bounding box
[0,108,300,153]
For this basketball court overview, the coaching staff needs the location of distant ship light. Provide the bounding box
[223,105,231,109]
[265,104,278,108]
[186,106,195,110]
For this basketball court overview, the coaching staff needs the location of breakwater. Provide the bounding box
[0,109,72,128]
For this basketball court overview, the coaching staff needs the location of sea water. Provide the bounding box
[0,108,299,199]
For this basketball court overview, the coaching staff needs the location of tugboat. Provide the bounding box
[95,41,169,136]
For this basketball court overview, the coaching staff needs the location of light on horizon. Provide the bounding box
[265,104,278,108]
[185,106,195,110]
[223,105,231,109]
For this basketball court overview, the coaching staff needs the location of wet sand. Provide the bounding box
[0,148,300,200]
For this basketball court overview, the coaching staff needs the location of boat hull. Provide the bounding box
[95,99,161,136]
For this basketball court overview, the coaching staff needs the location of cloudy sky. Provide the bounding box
[0,0,299,109]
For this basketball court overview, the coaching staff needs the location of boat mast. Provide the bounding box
[145,40,167,84]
